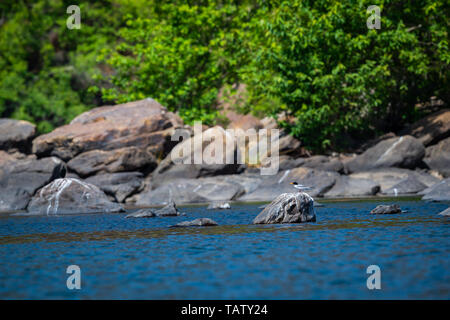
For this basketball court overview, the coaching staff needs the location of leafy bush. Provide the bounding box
[241,0,449,150]
[0,0,448,151]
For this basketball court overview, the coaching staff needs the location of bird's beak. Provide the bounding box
[290,182,294,184]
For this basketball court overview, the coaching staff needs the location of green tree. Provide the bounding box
[241,0,449,150]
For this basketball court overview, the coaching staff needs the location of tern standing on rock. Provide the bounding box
[290,181,315,203]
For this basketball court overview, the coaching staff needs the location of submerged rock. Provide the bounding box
[154,201,180,216]
[421,178,450,201]
[438,207,450,216]
[253,192,316,224]
[171,218,218,227]
[400,108,450,146]
[125,209,156,218]
[207,201,231,210]
[370,204,402,214]
[27,178,124,215]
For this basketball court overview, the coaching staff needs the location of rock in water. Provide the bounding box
[253,192,316,224]
[125,209,156,218]
[171,218,218,227]
[207,201,231,210]
[438,208,450,217]
[27,178,124,215]
[154,201,179,216]
[370,204,402,214]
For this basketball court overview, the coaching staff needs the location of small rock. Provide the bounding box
[438,208,450,216]
[346,135,425,173]
[154,201,180,216]
[253,192,316,224]
[125,209,156,218]
[370,204,402,214]
[207,201,231,210]
[171,218,218,227]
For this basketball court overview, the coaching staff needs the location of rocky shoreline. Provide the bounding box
[1,99,449,214]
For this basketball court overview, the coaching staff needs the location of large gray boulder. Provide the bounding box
[350,168,440,194]
[438,207,450,216]
[400,109,450,146]
[128,176,245,206]
[171,218,218,227]
[67,147,157,177]
[151,126,244,188]
[32,99,183,161]
[0,152,66,211]
[0,119,36,152]
[27,178,124,215]
[324,176,380,198]
[424,137,450,178]
[382,176,427,195]
[346,135,425,172]
[85,172,143,202]
[240,167,339,201]
[253,192,316,224]
[421,178,450,202]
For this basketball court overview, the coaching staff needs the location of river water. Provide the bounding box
[0,199,449,299]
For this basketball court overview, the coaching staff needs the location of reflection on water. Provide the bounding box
[0,199,449,299]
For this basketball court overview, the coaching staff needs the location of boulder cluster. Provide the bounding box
[1,98,449,214]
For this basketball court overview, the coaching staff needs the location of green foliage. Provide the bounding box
[0,0,448,150]
[241,0,449,150]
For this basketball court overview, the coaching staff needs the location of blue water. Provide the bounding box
[0,199,449,299]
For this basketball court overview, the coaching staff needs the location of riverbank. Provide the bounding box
[1,99,449,215]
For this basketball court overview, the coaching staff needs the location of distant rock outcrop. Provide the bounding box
[346,135,425,173]
[324,176,380,198]
[207,201,231,209]
[0,152,66,211]
[421,178,450,202]
[253,192,316,224]
[0,119,36,153]
[85,172,143,202]
[438,207,450,216]
[32,98,183,162]
[370,204,402,214]
[424,137,450,178]
[27,178,124,215]
[240,168,338,201]
[400,109,450,146]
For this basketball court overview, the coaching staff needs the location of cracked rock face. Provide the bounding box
[253,192,316,224]
[27,178,123,215]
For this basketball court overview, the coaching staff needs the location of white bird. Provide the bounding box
[290,181,313,192]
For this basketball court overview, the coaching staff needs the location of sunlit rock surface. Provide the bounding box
[253,192,316,224]
[27,178,123,215]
